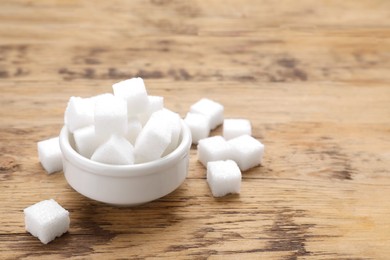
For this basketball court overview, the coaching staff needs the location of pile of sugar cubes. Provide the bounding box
[184,98,265,197]
[37,77,182,173]
[67,77,182,165]
[32,77,265,245]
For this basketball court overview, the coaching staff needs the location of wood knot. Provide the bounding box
[0,155,20,172]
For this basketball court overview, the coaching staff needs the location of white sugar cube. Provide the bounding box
[147,96,164,112]
[139,95,164,125]
[134,110,173,163]
[228,135,264,171]
[37,137,63,174]
[126,118,142,145]
[91,135,134,165]
[190,98,224,130]
[112,77,149,116]
[159,109,182,156]
[89,93,114,103]
[223,119,252,140]
[94,94,127,138]
[73,125,104,159]
[197,136,233,167]
[207,160,241,197]
[64,96,94,133]
[184,112,210,144]
[24,199,70,244]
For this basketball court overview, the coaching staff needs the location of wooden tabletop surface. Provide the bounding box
[1,1,390,259]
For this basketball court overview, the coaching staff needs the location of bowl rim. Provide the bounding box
[59,119,192,178]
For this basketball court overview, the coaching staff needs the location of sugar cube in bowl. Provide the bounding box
[59,77,192,206]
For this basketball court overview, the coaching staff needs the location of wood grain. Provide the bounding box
[1,0,389,259]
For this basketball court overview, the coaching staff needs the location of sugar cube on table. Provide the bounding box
[64,96,94,133]
[112,77,149,116]
[134,110,173,163]
[94,94,128,139]
[228,134,264,171]
[223,119,252,140]
[184,112,210,144]
[190,98,224,130]
[197,136,233,167]
[91,135,135,165]
[24,199,70,244]
[73,125,104,159]
[207,160,241,197]
[37,137,63,174]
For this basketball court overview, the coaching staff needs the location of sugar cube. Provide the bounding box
[24,199,70,244]
[64,96,94,133]
[207,160,241,197]
[223,119,252,140]
[126,117,142,145]
[94,94,128,138]
[159,109,182,156]
[138,95,164,125]
[134,110,173,163]
[228,135,264,171]
[197,136,233,167]
[147,96,164,113]
[184,112,210,144]
[37,137,63,174]
[112,77,149,116]
[89,93,114,103]
[73,125,104,159]
[91,135,135,165]
[190,98,224,130]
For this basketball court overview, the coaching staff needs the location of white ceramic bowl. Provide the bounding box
[59,120,192,206]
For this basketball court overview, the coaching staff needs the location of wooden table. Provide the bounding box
[1,1,389,259]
